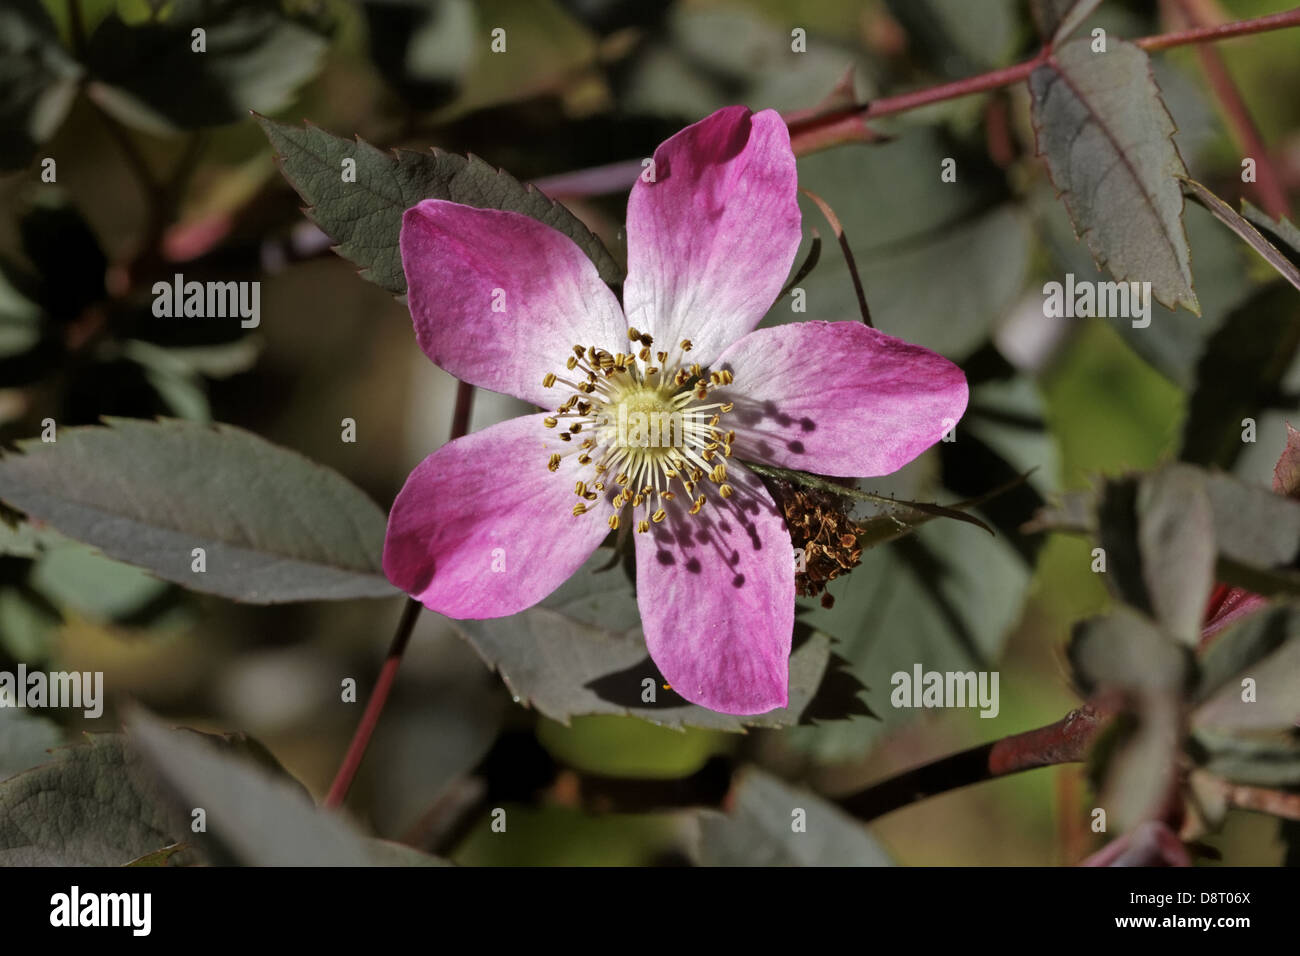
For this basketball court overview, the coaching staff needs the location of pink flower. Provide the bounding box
[383,106,968,714]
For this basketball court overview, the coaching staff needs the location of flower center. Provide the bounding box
[541,328,735,532]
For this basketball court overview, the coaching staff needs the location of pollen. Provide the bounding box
[540,329,740,531]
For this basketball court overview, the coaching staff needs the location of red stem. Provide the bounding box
[323,381,476,808]
[837,705,1108,821]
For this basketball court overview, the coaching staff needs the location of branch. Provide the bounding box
[837,704,1109,822]
[323,381,476,808]
[536,6,1300,200]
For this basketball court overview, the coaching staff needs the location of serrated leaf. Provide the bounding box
[84,0,329,131]
[256,116,622,297]
[0,418,394,603]
[452,548,856,731]
[1031,0,1103,45]
[692,768,891,866]
[126,710,447,866]
[1181,179,1300,293]
[1030,37,1198,313]
[0,734,179,865]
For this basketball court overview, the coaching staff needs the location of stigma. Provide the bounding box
[541,328,736,531]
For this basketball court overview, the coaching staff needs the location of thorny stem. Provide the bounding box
[323,381,476,808]
[837,705,1109,822]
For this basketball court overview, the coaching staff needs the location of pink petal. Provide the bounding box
[633,461,794,714]
[384,414,610,618]
[714,320,968,478]
[623,106,802,366]
[401,200,626,406]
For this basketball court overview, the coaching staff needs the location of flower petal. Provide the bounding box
[401,200,626,406]
[633,462,794,714]
[623,106,801,366]
[714,320,968,477]
[384,414,610,618]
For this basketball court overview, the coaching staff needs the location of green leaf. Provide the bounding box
[256,116,623,297]
[1241,201,1300,269]
[126,710,447,866]
[1136,465,1216,645]
[0,418,394,603]
[1202,471,1300,573]
[30,540,170,621]
[1191,729,1300,788]
[1031,0,1103,45]
[1030,37,1198,313]
[1193,604,1298,706]
[83,0,330,131]
[692,768,891,866]
[1101,697,1183,832]
[0,734,179,865]
[1088,468,1217,644]
[0,0,81,170]
[1194,631,1300,732]
[1067,608,1189,695]
[452,548,857,731]
[1070,611,1188,831]
[1180,179,1300,293]
[1180,283,1300,469]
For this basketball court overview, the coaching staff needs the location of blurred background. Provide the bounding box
[1,0,1297,864]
